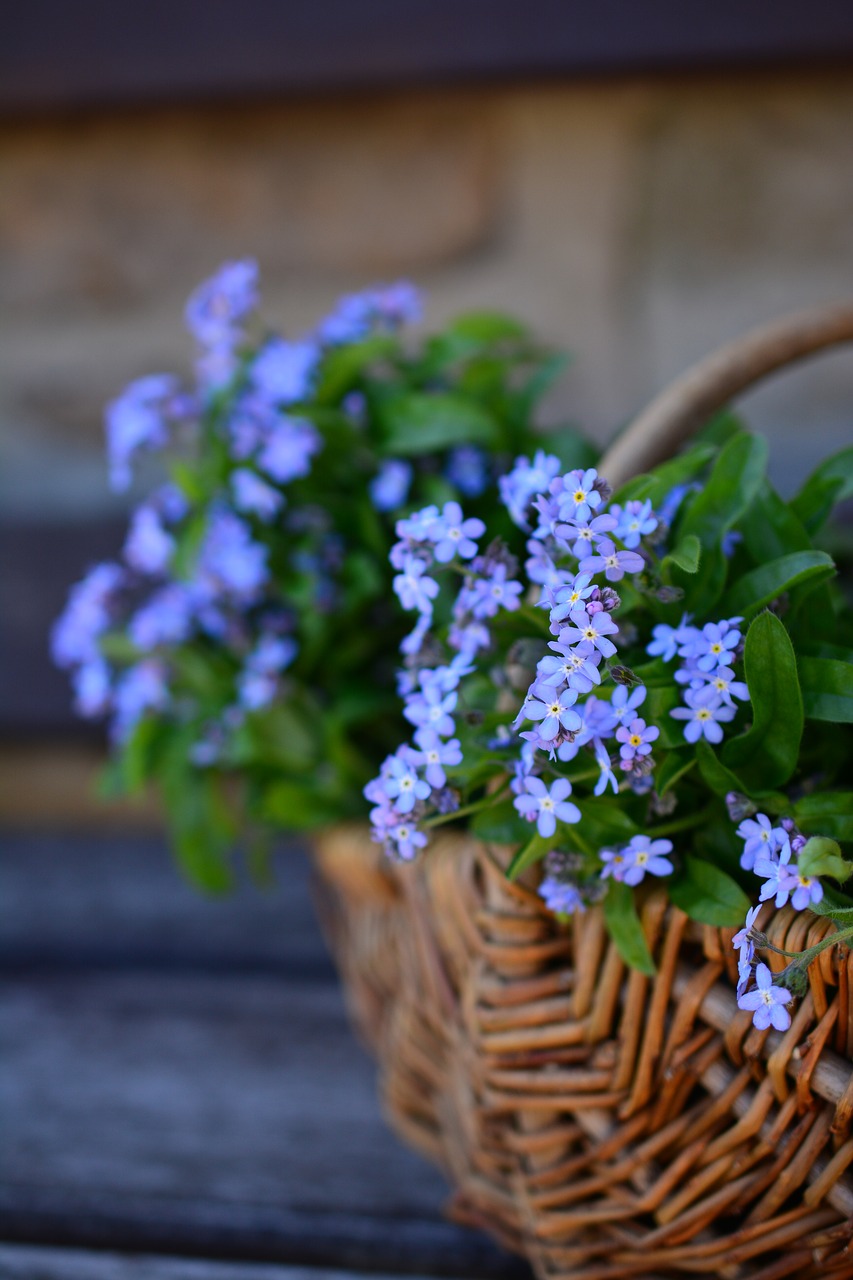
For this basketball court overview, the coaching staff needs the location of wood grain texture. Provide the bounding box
[0,831,528,1279]
[0,1247,466,1280]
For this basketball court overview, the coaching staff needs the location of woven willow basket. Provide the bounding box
[314,306,853,1280]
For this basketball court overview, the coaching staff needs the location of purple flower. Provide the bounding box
[513,776,580,838]
[554,468,602,524]
[111,659,169,741]
[395,504,440,546]
[524,687,583,743]
[670,685,736,744]
[755,849,795,908]
[428,502,486,563]
[411,730,463,788]
[51,562,124,668]
[692,665,749,707]
[558,607,619,658]
[185,259,258,348]
[446,445,488,497]
[249,633,297,674]
[692,622,742,672]
[580,539,645,582]
[611,499,658,549]
[72,658,112,717]
[610,683,646,724]
[129,584,194,650]
[466,564,523,619]
[403,685,457,737]
[198,510,269,602]
[384,820,429,862]
[257,418,321,483]
[737,963,791,1032]
[393,556,440,614]
[616,717,659,769]
[124,505,175,575]
[647,616,693,663]
[732,903,761,997]
[737,813,788,871]
[593,741,619,796]
[105,374,176,492]
[317,282,421,344]
[555,513,617,559]
[369,459,413,512]
[499,450,562,528]
[601,835,673,885]
[252,338,318,405]
[789,871,824,912]
[539,876,585,914]
[231,468,284,521]
[545,574,596,627]
[382,754,432,814]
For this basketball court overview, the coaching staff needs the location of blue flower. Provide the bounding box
[615,717,659,769]
[610,499,658,549]
[737,962,791,1032]
[601,835,673,886]
[670,686,736,743]
[257,418,321,484]
[129,584,194,650]
[523,687,582,743]
[369,459,413,512]
[383,819,429,862]
[403,685,457,737]
[465,564,523,619]
[111,660,169,741]
[198,510,269,602]
[446,445,488,497]
[553,468,603,524]
[736,813,788,870]
[513,776,580,838]
[539,876,585,914]
[554,513,617,559]
[72,658,112,717]
[427,502,486,563]
[557,606,619,658]
[393,556,440,614]
[106,374,176,492]
[579,539,644,582]
[411,730,463,788]
[381,754,432,814]
[252,338,318,405]
[499,450,562,529]
[51,563,124,668]
[185,259,258,348]
[124,505,175,575]
[232,468,284,521]
[317,281,422,345]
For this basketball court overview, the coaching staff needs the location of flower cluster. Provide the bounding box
[368,423,852,1032]
[53,263,565,881]
[368,460,682,906]
[732,812,826,1031]
[647,615,749,744]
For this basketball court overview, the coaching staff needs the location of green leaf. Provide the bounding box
[662,533,701,577]
[471,799,531,845]
[679,432,768,548]
[812,884,853,925]
[541,425,599,471]
[798,836,852,883]
[506,831,553,880]
[669,855,751,927]
[721,551,836,620]
[378,392,500,455]
[794,792,853,843]
[612,442,716,507]
[315,335,398,402]
[262,780,330,831]
[603,881,656,975]
[655,751,696,795]
[514,353,571,419]
[574,799,640,848]
[740,481,811,561]
[798,657,853,723]
[790,446,853,534]
[674,432,768,610]
[723,611,803,789]
[446,311,529,343]
[695,739,745,797]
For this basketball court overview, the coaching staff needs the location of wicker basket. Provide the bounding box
[313,307,853,1280]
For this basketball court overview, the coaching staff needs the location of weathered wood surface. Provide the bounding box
[0,1246,465,1280]
[0,831,528,1278]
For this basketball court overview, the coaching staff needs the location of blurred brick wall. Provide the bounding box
[3,73,853,523]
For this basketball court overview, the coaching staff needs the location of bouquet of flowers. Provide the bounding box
[52,263,591,888]
[365,423,853,1031]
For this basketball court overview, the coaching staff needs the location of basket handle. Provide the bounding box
[599,302,853,487]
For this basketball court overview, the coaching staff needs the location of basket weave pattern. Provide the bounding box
[315,826,853,1280]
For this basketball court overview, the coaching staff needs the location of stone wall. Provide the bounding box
[2,71,853,518]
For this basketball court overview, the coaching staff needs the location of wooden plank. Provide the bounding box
[0,973,523,1276]
[3,0,853,114]
[0,830,527,1276]
[0,1245,467,1280]
[0,831,331,974]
